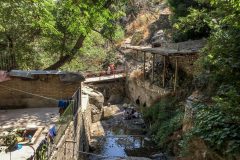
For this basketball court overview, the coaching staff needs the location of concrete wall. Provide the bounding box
[0,75,81,108]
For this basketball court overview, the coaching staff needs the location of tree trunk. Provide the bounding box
[45,34,86,70]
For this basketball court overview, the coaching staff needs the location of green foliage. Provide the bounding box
[0,0,55,69]
[167,0,199,18]
[167,0,211,42]
[143,98,184,151]
[180,101,240,158]
[0,0,126,70]
[2,134,18,152]
[154,111,183,148]
[177,0,240,158]
[173,9,210,42]
[60,26,124,71]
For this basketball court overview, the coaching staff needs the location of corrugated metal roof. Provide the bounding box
[124,39,206,56]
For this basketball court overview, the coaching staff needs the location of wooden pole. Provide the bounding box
[174,58,178,92]
[152,53,155,82]
[163,56,166,88]
[143,52,146,80]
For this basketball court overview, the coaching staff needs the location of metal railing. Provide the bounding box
[54,88,81,144]
[35,88,81,160]
[84,68,127,82]
[54,103,74,144]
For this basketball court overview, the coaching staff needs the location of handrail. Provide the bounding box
[83,68,126,78]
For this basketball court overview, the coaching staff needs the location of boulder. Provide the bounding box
[83,87,104,109]
[103,105,121,119]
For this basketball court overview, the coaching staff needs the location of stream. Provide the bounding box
[88,105,169,160]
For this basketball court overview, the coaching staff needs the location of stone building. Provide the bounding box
[0,70,85,109]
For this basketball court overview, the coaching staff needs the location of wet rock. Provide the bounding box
[125,157,152,160]
[89,138,99,151]
[122,103,128,108]
[123,118,146,134]
[91,104,102,123]
[151,153,168,160]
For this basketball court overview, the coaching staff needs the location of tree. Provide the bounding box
[0,0,126,70]
[167,0,211,42]
[0,0,55,69]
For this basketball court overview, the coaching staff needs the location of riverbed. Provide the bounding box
[89,105,168,160]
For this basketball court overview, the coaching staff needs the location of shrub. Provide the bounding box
[143,97,184,152]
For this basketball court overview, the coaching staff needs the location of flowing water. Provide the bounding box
[89,108,164,160]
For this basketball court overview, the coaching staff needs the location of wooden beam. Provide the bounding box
[143,52,146,80]
[163,56,166,88]
[152,53,155,82]
[125,45,199,56]
[174,58,178,92]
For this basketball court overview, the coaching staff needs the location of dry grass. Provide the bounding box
[129,69,144,80]
[126,12,159,39]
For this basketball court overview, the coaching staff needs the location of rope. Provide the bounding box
[0,84,59,101]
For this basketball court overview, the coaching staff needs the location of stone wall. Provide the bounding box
[0,75,81,108]
[154,54,198,76]
[126,78,172,107]
[88,80,126,105]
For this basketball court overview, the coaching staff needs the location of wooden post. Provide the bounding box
[152,53,155,82]
[163,56,166,88]
[174,58,178,92]
[143,52,146,80]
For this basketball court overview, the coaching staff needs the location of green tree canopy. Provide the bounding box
[0,0,126,70]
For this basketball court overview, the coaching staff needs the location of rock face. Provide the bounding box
[83,86,104,123]
[91,81,126,105]
[91,104,102,123]
[107,94,124,104]
[183,91,204,132]
[183,91,224,160]
[182,100,196,132]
